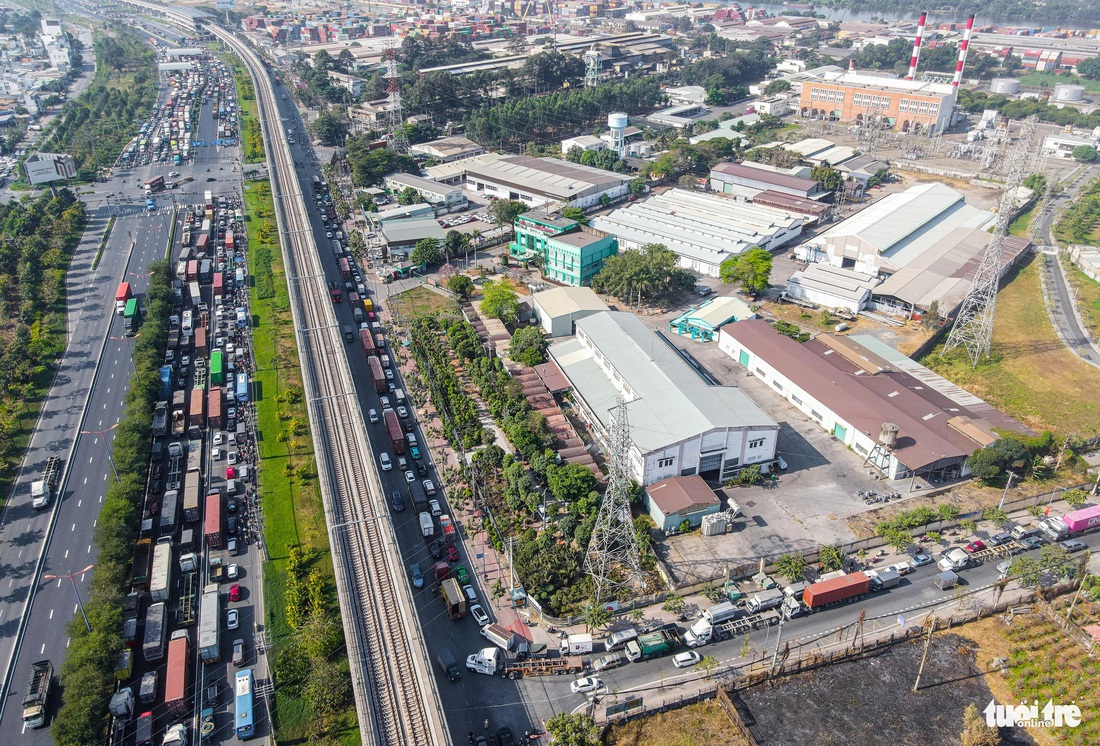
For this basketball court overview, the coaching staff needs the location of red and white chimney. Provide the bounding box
[952,15,976,89]
[849,59,856,73]
[906,12,928,80]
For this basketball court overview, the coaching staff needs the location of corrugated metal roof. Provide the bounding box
[550,312,777,453]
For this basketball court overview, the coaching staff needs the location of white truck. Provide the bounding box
[150,538,173,603]
[480,623,515,651]
[31,456,61,509]
[937,548,972,573]
[418,511,434,537]
[745,589,784,614]
[606,627,639,651]
[559,633,593,655]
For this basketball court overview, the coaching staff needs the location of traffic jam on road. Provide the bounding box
[100,188,260,745]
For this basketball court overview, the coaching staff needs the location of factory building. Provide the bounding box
[464,155,631,209]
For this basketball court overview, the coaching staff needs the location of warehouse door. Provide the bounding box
[698,452,724,480]
[738,350,750,368]
[833,423,848,440]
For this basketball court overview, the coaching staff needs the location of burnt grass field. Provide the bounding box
[730,634,1036,746]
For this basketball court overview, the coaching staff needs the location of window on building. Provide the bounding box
[791,394,803,406]
[749,438,765,449]
[854,442,868,455]
[680,467,697,476]
[810,410,822,421]
[657,457,674,468]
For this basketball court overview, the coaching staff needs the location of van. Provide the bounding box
[419,512,434,537]
[226,479,238,494]
[606,628,639,651]
[380,354,391,368]
[343,325,354,343]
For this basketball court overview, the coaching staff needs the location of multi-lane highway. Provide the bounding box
[0,209,171,741]
[0,40,246,741]
[210,26,448,746]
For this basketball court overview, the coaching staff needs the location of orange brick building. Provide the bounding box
[798,73,955,133]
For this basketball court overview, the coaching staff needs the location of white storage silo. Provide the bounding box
[989,78,1020,95]
[1054,84,1086,103]
[607,112,628,158]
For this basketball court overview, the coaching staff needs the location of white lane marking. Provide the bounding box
[87,544,92,554]
[49,609,54,620]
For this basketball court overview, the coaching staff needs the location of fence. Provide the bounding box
[665,482,1091,597]
[597,590,1039,734]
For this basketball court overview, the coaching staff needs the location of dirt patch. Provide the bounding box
[733,633,1035,746]
[605,699,747,746]
[845,479,1075,540]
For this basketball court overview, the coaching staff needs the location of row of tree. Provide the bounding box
[52,259,174,746]
[956,87,1100,131]
[46,30,157,181]
[0,191,86,470]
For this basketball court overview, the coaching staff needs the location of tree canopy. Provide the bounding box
[508,326,548,366]
[590,244,695,303]
[411,238,442,267]
[719,246,773,294]
[481,279,521,323]
[344,140,419,187]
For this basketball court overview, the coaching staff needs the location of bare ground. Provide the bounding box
[731,633,1035,746]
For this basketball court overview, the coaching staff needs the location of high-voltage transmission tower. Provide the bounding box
[584,398,643,606]
[383,41,408,153]
[584,44,602,89]
[943,116,1037,367]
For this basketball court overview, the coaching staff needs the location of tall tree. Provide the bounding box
[719,246,772,295]
[481,279,521,323]
[590,244,695,304]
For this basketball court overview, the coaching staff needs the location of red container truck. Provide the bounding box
[225,230,235,250]
[164,632,190,714]
[384,409,406,454]
[360,328,376,357]
[188,387,205,428]
[803,573,871,610]
[115,282,133,314]
[212,272,224,297]
[204,492,222,549]
[339,257,351,281]
[193,327,207,358]
[208,387,222,428]
[186,260,199,281]
[368,356,386,394]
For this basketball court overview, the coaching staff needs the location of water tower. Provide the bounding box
[608,112,628,158]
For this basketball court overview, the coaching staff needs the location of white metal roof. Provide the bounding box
[591,189,801,267]
[549,312,777,453]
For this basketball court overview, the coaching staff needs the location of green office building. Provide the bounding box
[510,211,618,287]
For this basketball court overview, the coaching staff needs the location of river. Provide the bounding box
[737,2,1094,31]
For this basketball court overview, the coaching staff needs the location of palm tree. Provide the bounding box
[582,603,612,633]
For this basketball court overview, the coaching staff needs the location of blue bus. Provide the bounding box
[234,669,255,739]
[235,372,249,403]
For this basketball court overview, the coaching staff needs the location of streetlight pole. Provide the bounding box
[44,564,95,633]
[80,425,121,483]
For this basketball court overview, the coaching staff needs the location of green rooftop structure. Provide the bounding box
[510,211,617,287]
[669,296,757,342]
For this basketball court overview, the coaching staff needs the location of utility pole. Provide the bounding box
[912,616,937,692]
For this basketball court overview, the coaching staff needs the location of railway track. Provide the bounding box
[208,25,446,746]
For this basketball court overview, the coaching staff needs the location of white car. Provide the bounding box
[379,452,392,471]
[369,408,379,423]
[462,584,477,603]
[228,452,238,465]
[212,447,223,461]
[570,677,604,695]
[673,651,702,669]
[226,608,239,630]
[909,553,934,568]
[405,470,415,483]
[227,563,239,581]
[429,499,442,516]
[213,432,224,445]
[470,604,489,626]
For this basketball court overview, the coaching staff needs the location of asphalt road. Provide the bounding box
[0,210,170,742]
[0,61,236,741]
[1034,167,1100,368]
